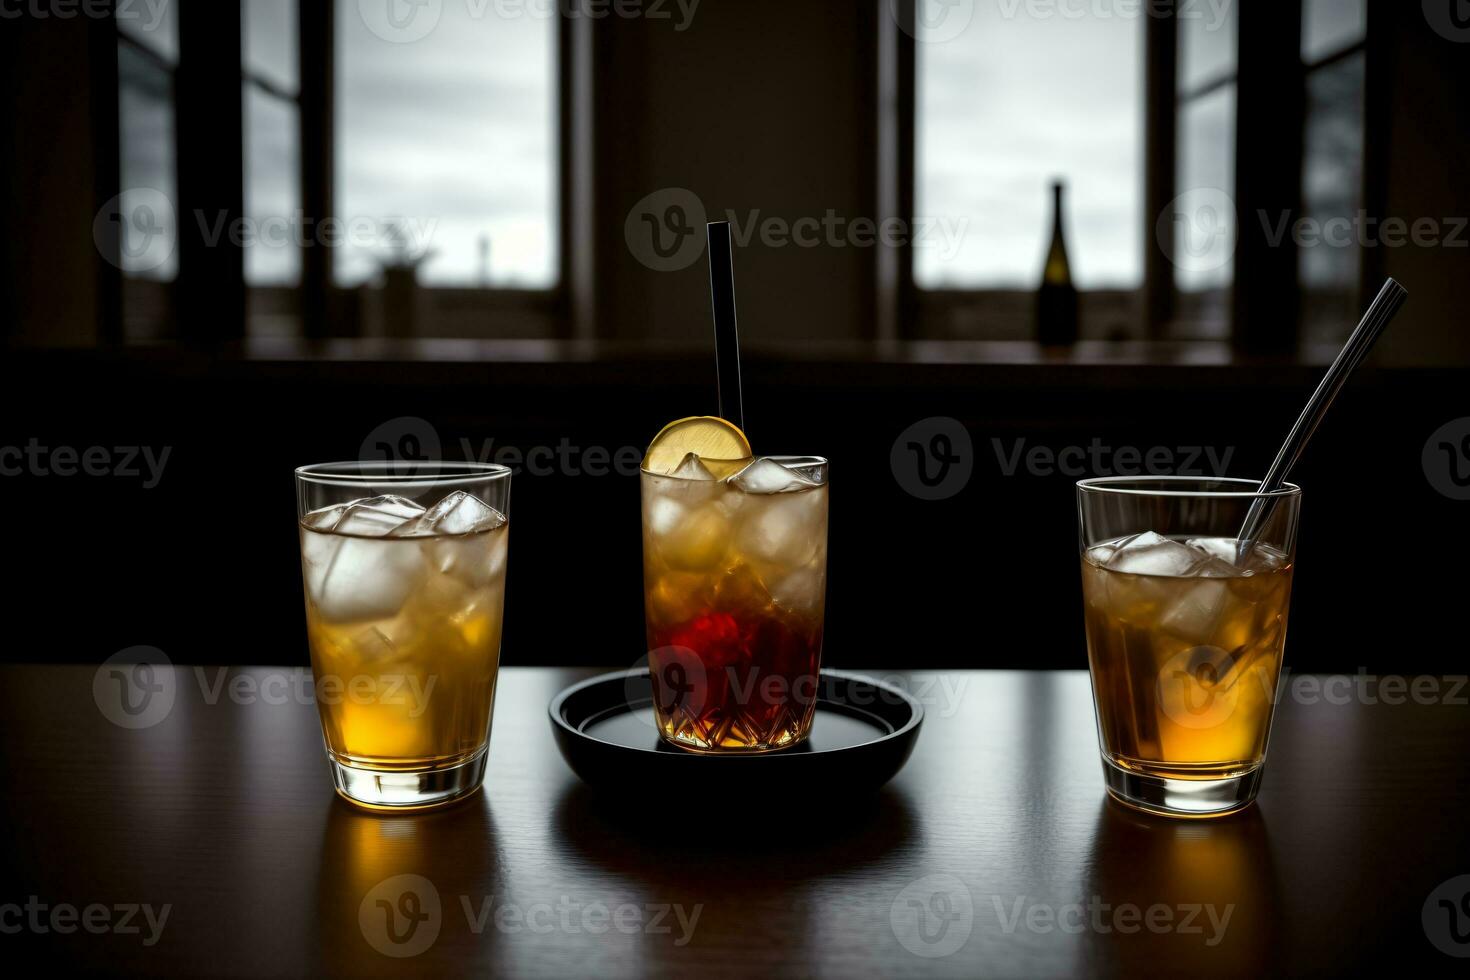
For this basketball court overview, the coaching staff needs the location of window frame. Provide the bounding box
[241,0,305,336]
[108,0,571,344]
[329,2,568,336]
[898,0,1374,355]
[112,13,179,343]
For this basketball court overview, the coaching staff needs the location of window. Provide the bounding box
[335,0,557,337]
[116,6,179,341]
[915,4,1143,340]
[909,2,1370,352]
[1299,0,1366,345]
[243,0,303,337]
[1172,4,1238,337]
[1168,2,1369,348]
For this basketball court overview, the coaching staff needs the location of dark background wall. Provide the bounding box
[587,0,882,344]
[1,346,1462,675]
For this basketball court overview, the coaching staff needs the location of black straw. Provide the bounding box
[706,221,744,431]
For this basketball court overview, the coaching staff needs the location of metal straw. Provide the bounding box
[1236,278,1409,562]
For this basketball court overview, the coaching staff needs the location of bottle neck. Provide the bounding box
[1045,184,1070,284]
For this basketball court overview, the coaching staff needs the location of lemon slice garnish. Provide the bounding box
[643,416,753,476]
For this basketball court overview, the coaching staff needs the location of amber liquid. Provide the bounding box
[641,470,828,752]
[300,523,508,770]
[1081,537,1293,780]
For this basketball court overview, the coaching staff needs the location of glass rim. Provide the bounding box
[642,454,829,482]
[1075,475,1302,499]
[295,460,512,490]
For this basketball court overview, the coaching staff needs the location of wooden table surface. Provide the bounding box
[2,665,1467,977]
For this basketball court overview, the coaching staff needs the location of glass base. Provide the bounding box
[659,730,810,754]
[1101,756,1262,818]
[329,748,487,810]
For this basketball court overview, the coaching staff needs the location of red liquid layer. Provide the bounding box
[648,609,823,751]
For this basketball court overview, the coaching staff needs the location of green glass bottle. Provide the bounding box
[1037,180,1080,347]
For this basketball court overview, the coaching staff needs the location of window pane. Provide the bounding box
[915,8,1141,290]
[1177,3,1237,94]
[1173,84,1235,337]
[244,87,302,288]
[118,40,178,341]
[335,0,556,288]
[1300,53,1364,345]
[244,0,299,95]
[118,43,176,282]
[118,2,178,65]
[1302,0,1365,64]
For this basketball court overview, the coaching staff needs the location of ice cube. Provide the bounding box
[1191,556,1241,578]
[1104,531,1202,577]
[1239,542,1289,575]
[309,535,428,622]
[670,453,718,480]
[1158,578,1233,640]
[1186,536,1291,576]
[767,567,826,613]
[647,496,686,538]
[395,490,505,537]
[728,457,818,494]
[1185,537,1240,565]
[735,491,824,567]
[350,622,419,664]
[302,503,347,530]
[1253,544,1288,570]
[714,563,774,615]
[654,501,730,571]
[336,495,426,537]
[299,525,343,600]
[646,571,707,627]
[425,524,509,589]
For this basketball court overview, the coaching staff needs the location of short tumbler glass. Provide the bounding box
[296,462,511,809]
[1077,476,1300,817]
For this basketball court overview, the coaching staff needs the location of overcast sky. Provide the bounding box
[915,3,1144,289]
[334,0,556,287]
